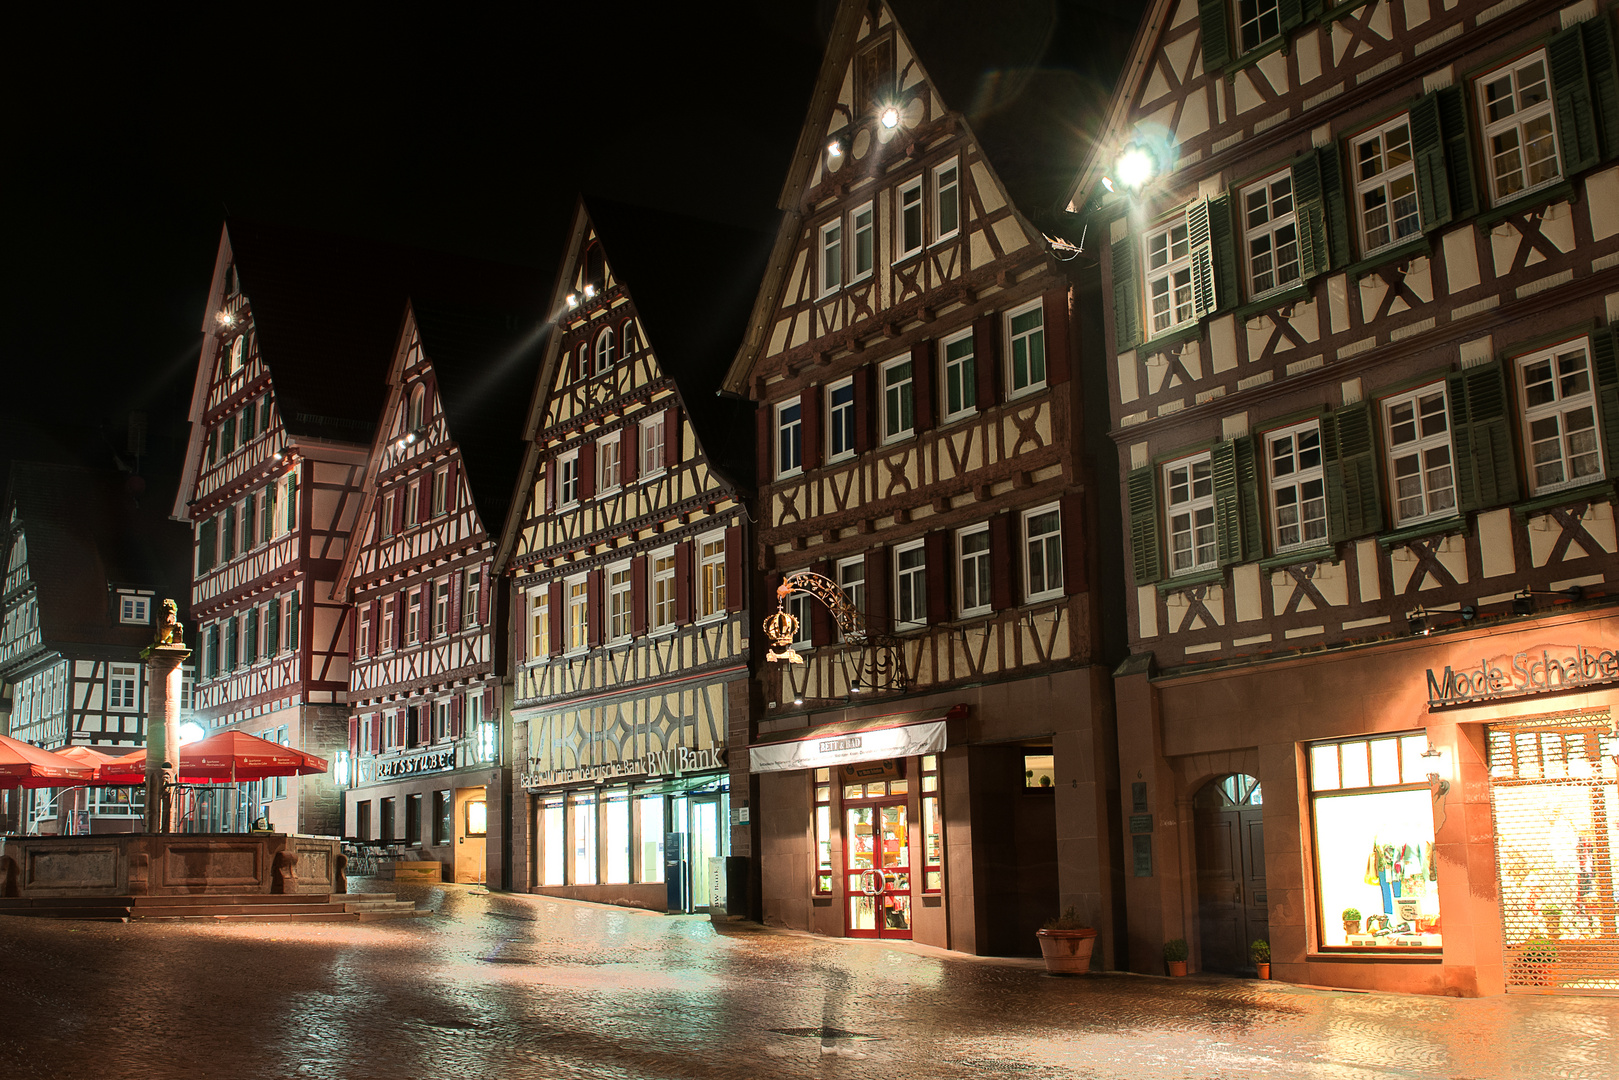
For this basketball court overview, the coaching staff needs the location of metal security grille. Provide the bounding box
[1487,710,1619,994]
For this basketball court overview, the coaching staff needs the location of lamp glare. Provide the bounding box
[565,293,578,309]
[827,140,843,157]
[880,107,900,130]
[1115,146,1156,190]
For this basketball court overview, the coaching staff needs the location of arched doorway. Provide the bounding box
[1193,774,1269,972]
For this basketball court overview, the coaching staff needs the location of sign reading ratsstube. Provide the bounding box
[522,744,726,790]
[1426,643,1619,706]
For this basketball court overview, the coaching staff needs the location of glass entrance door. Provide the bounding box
[845,799,913,939]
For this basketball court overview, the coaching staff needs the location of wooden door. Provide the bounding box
[1193,775,1268,972]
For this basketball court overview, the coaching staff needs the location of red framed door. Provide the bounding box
[844,798,913,939]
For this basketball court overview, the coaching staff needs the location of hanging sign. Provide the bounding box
[749,720,946,774]
[840,759,901,784]
[1426,643,1619,707]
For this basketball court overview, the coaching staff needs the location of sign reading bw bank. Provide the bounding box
[1427,643,1619,706]
[522,744,726,789]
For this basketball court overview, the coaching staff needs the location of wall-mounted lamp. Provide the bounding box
[583,284,597,300]
[827,134,847,158]
[1407,605,1475,636]
[1422,741,1453,829]
[1513,584,1584,615]
[879,106,900,130]
[565,293,579,310]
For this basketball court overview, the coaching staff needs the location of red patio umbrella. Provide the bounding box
[0,734,95,788]
[54,746,126,782]
[97,731,328,784]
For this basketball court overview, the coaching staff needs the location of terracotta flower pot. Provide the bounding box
[1343,920,1360,936]
[1256,962,1270,979]
[1166,959,1188,976]
[1037,927,1098,974]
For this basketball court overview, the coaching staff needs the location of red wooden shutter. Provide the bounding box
[1061,493,1087,595]
[989,512,1016,610]
[622,424,639,483]
[865,546,891,629]
[544,460,556,512]
[664,406,682,467]
[450,695,463,738]
[477,562,491,625]
[514,590,527,663]
[587,569,604,647]
[394,590,407,648]
[757,403,773,479]
[810,560,834,646]
[724,524,743,613]
[631,555,649,637]
[417,704,431,745]
[912,340,936,432]
[548,580,564,656]
[1044,287,1071,386]
[483,687,494,722]
[974,314,1001,409]
[853,366,875,453]
[579,442,596,500]
[392,487,406,534]
[925,530,949,624]
[418,473,433,521]
[446,459,460,512]
[449,569,464,631]
[348,716,359,757]
[801,385,822,470]
[419,586,431,639]
[674,541,693,623]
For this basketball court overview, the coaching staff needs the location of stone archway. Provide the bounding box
[1192,774,1269,973]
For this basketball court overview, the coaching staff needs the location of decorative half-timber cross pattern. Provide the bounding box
[1368,264,1426,324]
[1252,310,1313,365]
[1400,537,1459,594]
[1175,585,1220,633]
[1546,504,1607,565]
[1134,15,1200,134]
[1330,0,1394,65]
[1280,563,1331,616]
[1008,405,1046,457]
[1147,345,1200,393]
[1498,211,1573,276]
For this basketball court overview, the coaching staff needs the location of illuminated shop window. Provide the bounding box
[636,794,665,883]
[1024,752,1054,789]
[541,797,565,886]
[921,754,943,893]
[815,768,833,894]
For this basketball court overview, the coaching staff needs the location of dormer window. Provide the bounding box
[117,592,152,626]
[595,327,616,372]
[407,384,425,433]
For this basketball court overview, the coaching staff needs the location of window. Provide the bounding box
[464,570,481,629]
[894,541,926,628]
[287,590,300,650]
[882,358,914,441]
[957,525,991,617]
[570,791,597,884]
[1145,218,1194,336]
[827,378,856,461]
[529,588,549,658]
[1519,341,1603,493]
[381,493,395,539]
[837,556,866,627]
[434,699,451,743]
[358,607,371,658]
[228,335,245,374]
[222,415,236,454]
[567,577,588,652]
[699,534,726,619]
[776,399,802,477]
[1383,384,1456,525]
[261,485,276,543]
[639,414,665,475]
[850,202,874,281]
[1479,51,1559,205]
[598,435,621,492]
[381,598,395,653]
[622,319,640,354]
[1242,170,1300,296]
[1267,421,1327,551]
[119,595,150,625]
[1024,504,1064,600]
[1353,117,1420,254]
[814,768,833,893]
[786,590,812,648]
[575,344,590,382]
[407,588,422,645]
[595,327,616,372]
[854,37,895,116]
[406,482,421,527]
[109,665,138,710]
[205,625,219,678]
[222,504,237,561]
[1236,0,1280,54]
[1006,301,1046,396]
[1165,454,1216,575]
[1308,734,1441,951]
[408,384,425,432]
[559,451,580,506]
[941,331,976,421]
[280,472,299,535]
[244,492,257,549]
[433,579,450,638]
[651,551,676,631]
[268,595,281,655]
[933,159,960,242]
[432,468,448,516]
[898,178,923,260]
[608,563,632,642]
[921,754,943,892]
[224,616,238,672]
[819,218,843,295]
[603,790,631,885]
[1025,752,1055,789]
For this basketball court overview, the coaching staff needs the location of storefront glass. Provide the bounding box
[921,754,942,892]
[541,797,565,885]
[815,768,833,893]
[570,791,597,884]
[636,794,665,882]
[1309,733,1442,950]
[603,790,631,884]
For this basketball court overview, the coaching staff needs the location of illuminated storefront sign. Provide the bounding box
[1426,643,1619,706]
[369,747,457,780]
[521,744,726,789]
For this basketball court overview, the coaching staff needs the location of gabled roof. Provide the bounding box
[5,463,192,657]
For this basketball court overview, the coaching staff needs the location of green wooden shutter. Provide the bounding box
[1318,142,1350,270]
[1236,435,1264,559]
[1112,233,1141,349]
[1127,466,1164,585]
[1279,0,1305,34]
[1293,152,1329,279]
[1591,327,1619,479]
[1210,195,1239,314]
[1301,0,1325,19]
[1198,0,1231,74]
[1436,85,1480,221]
[1448,362,1521,512]
[1581,18,1619,161]
[1187,199,1218,319]
[1550,23,1601,174]
[1214,436,1265,565]
[1411,91,1453,230]
[1323,402,1385,542]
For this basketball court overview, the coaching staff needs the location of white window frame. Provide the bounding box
[463,569,481,629]
[1023,503,1064,601]
[1477,49,1561,207]
[595,327,616,372]
[894,540,927,629]
[1517,339,1605,495]
[529,587,549,658]
[1145,216,1194,338]
[358,608,371,658]
[698,531,726,621]
[881,356,914,443]
[1164,453,1217,576]
[1266,420,1328,552]
[786,590,812,649]
[118,594,151,626]
[381,598,396,652]
[1235,0,1281,55]
[566,575,589,654]
[836,555,866,627]
[819,218,844,296]
[434,699,451,743]
[650,549,677,633]
[432,468,448,516]
[1383,382,1458,526]
[932,158,960,243]
[109,664,138,711]
[558,450,580,507]
[850,202,874,282]
[1241,168,1301,298]
[776,398,803,478]
[407,588,422,645]
[956,524,992,618]
[598,434,622,493]
[406,482,421,527]
[381,493,395,539]
[433,578,450,638]
[607,561,633,643]
[639,414,665,477]
[1351,115,1421,256]
[1005,299,1047,398]
[940,329,976,422]
[826,377,856,462]
[897,178,924,261]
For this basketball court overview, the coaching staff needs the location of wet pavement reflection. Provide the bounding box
[2,881,1616,1079]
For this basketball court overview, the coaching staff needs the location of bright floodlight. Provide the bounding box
[827,139,843,157]
[1115,146,1156,190]
[583,284,597,299]
[880,106,900,129]
[179,721,205,745]
[565,293,578,309]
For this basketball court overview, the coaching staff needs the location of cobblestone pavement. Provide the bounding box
[2,882,1617,1080]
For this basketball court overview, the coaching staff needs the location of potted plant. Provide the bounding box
[1036,906,1098,975]
[1164,937,1189,976]
[1341,907,1361,936]
[1251,939,1271,979]
[1543,904,1562,938]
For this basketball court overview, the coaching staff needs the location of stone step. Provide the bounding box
[138,910,361,923]
[131,901,350,919]
[127,893,328,908]
[0,898,132,921]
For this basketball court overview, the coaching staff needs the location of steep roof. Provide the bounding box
[5,463,192,656]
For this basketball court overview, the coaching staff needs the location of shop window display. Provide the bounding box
[541,796,565,886]
[814,768,833,893]
[636,794,665,883]
[921,754,943,892]
[842,763,910,933]
[1309,734,1442,950]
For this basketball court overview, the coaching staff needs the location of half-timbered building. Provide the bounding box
[1,463,192,834]
[722,0,1137,960]
[336,284,545,886]
[496,199,760,913]
[1077,0,1619,995]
